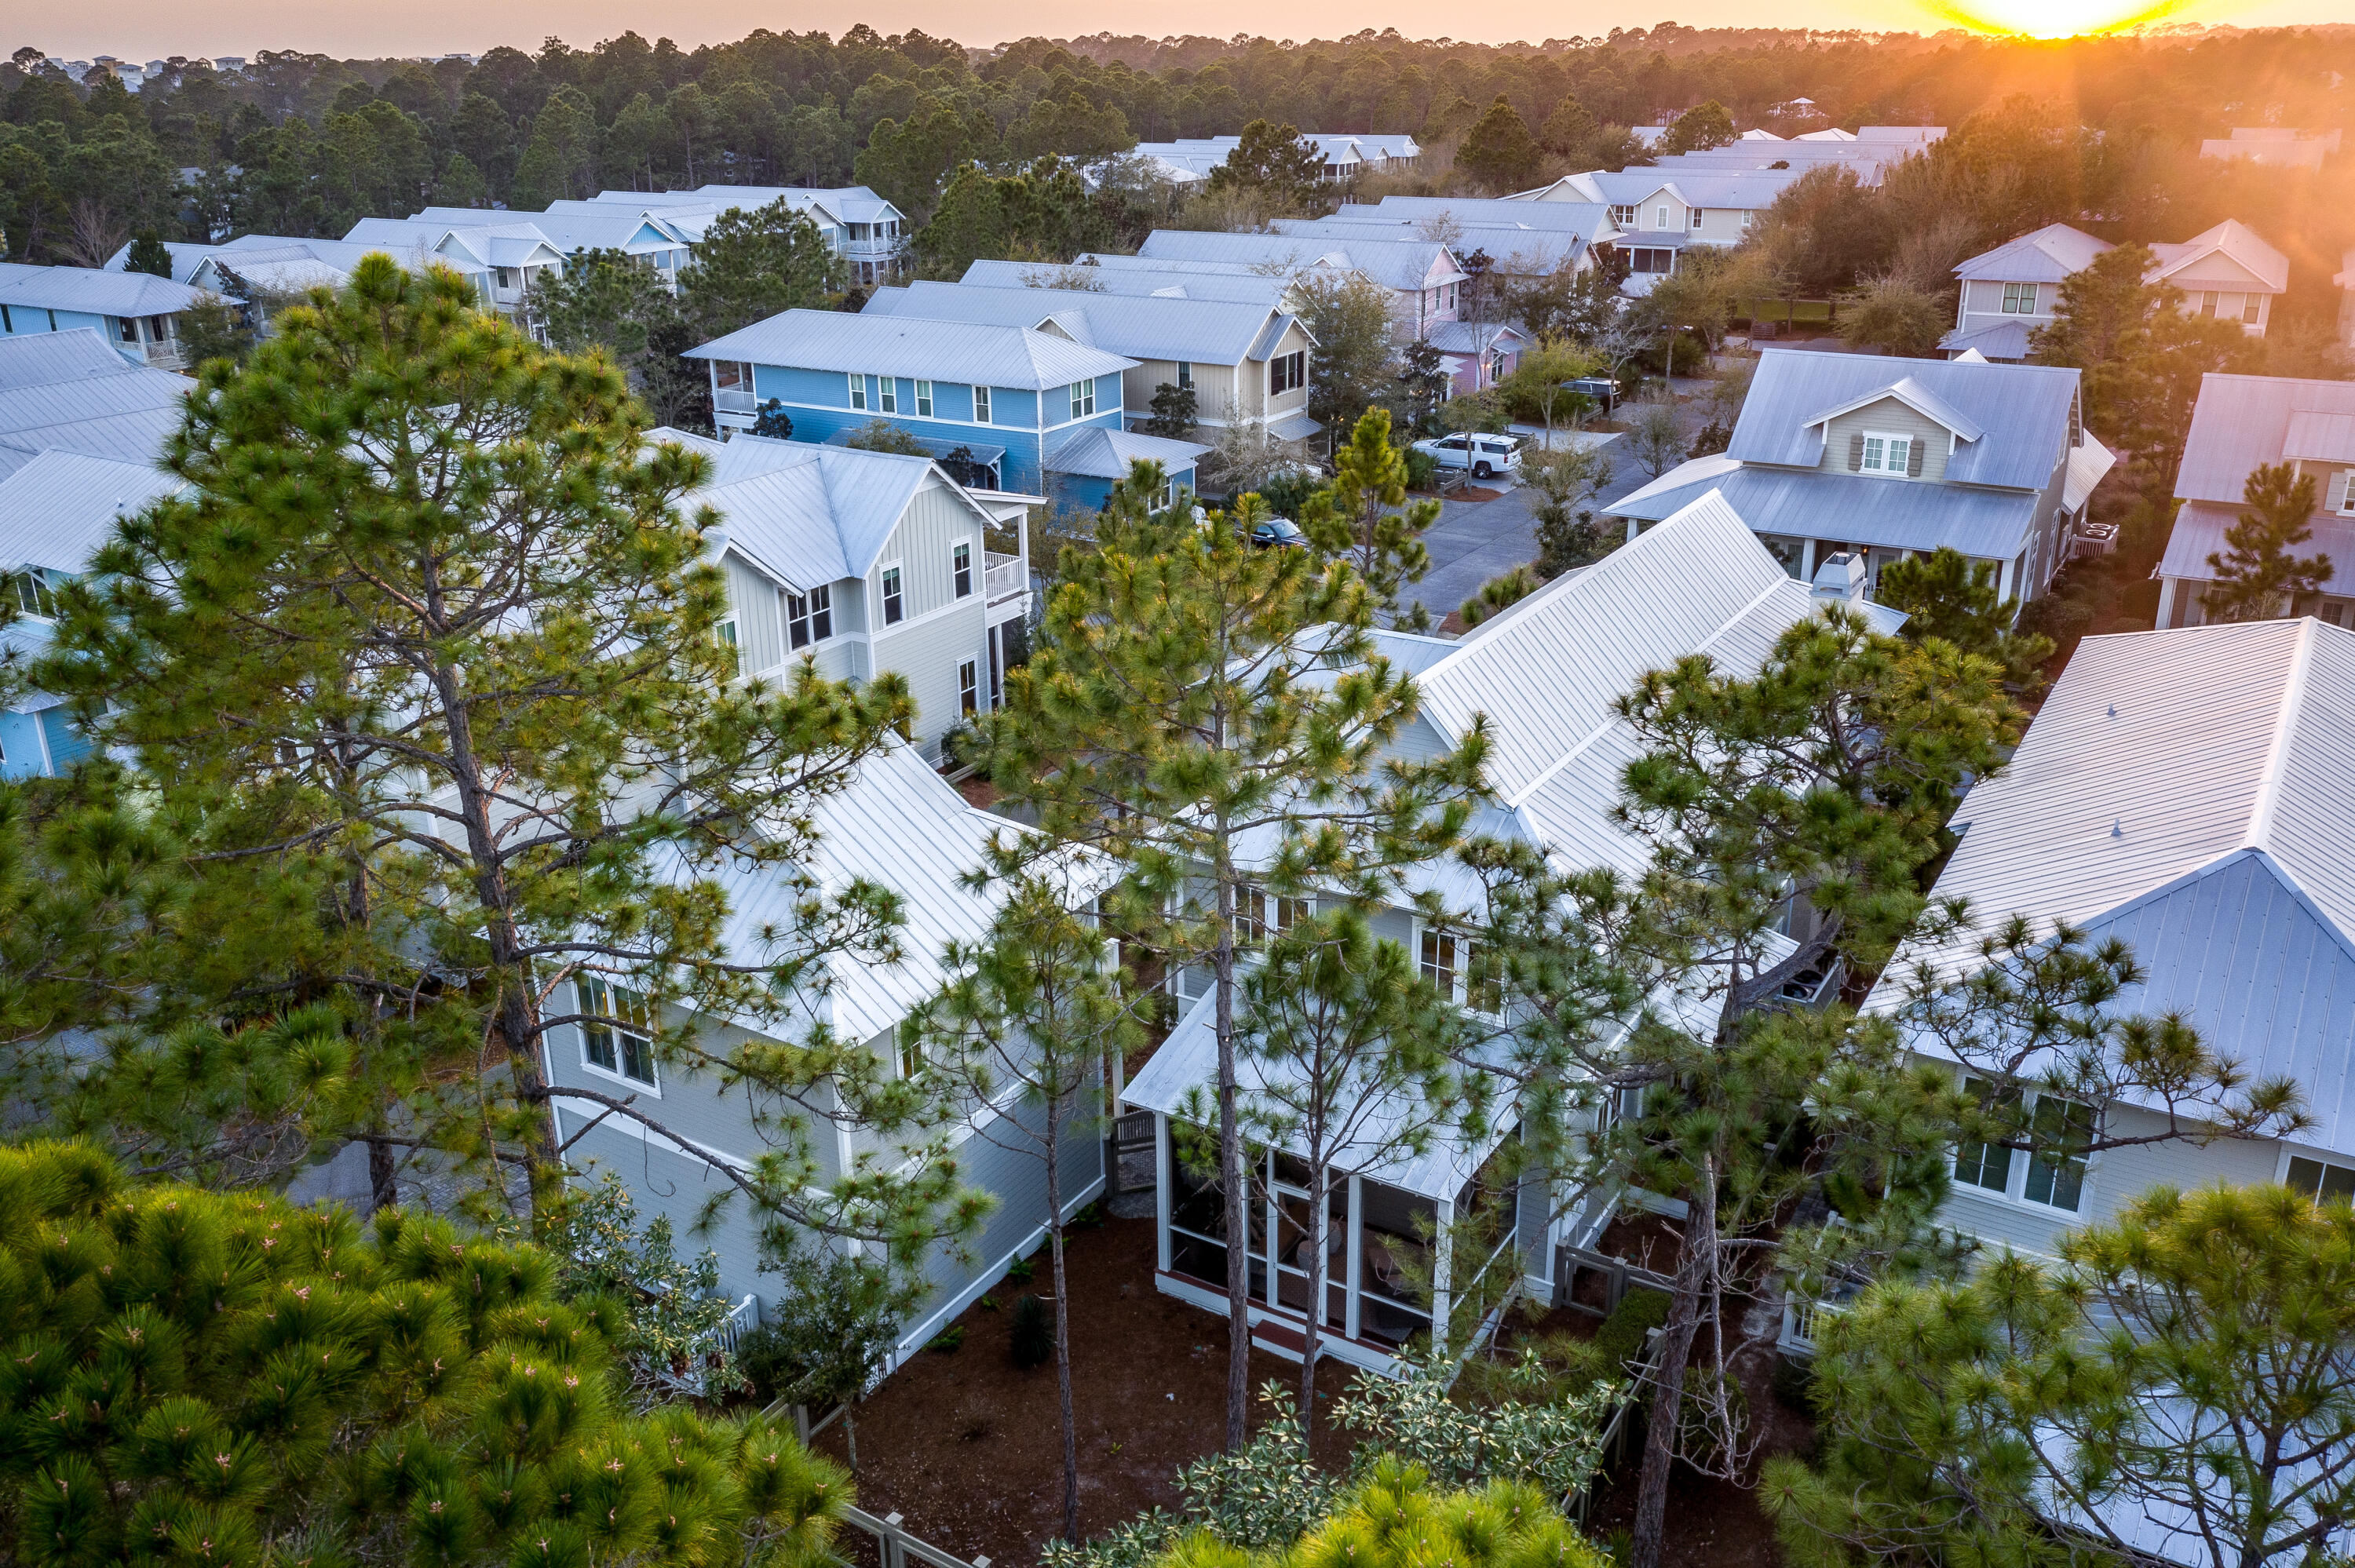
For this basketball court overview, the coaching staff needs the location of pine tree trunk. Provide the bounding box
[844,1403,858,1473]
[1046,1101,1080,1542]
[1214,873,1251,1451]
[1299,1165,1327,1437]
[367,1133,398,1212]
[1630,1154,1717,1568]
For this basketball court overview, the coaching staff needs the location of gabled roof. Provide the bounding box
[1952,222,2112,284]
[1042,424,1210,480]
[2174,374,2355,505]
[685,308,1134,390]
[1275,217,1592,274]
[1729,349,2081,490]
[0,261,203,316]
[958,258,1288,305]
[1802,374,1986,443]
[1359,195,1605,232]
[1579,167,1809,210]
[1603,458,2043,561]
[0,327,141,391]
[1871,620,2355,1158]
[1423,320,1533,356]
[2149,219,2289,294]
[0,330,189,481]
[1135,229,1465,292]
[2157,500,2355,587]
[0,448,184,574]
[690,435,986,589]
[863,281,1303,366]
[100,239,220,285]
[408,206,693,253]
[1937,320,2034,361]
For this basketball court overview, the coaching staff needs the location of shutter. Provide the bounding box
[1848,432,1865,471]
[2335,470,2354,513]
[1907,439,1925,478]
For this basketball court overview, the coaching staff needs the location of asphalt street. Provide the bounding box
[1401,432,1659,629]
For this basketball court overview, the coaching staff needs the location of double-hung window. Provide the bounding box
[878,377,898,414]
[713,614,739,676]
[2002,281,2038,314]
[1235,886,1307,946]
[2334,471,2355,516]
[1860,432,1915,476]
[849,372,868,411]
[1176,361,1193,390]
[1952,1078,2020,1193]
[1269,351,1306,396]
[1656,204,1670,229]
[1689,206,1703,230]
[579,975,655,1086]
[786,585,832,648]
[1419,929,1500,1012]
[1068,380,1097,420]
[1609,204,1638,226]
[879,565,904,625]
[952,541,973,598]
[2242,295,2262,325]
[915,379,933,418]
[973,384,991,424]
[958,658,979,714]
[1952,1077,2090,1212]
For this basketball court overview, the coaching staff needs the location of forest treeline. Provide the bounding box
[1,24,2350,284]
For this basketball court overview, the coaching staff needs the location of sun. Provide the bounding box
[1919,0,2191,37]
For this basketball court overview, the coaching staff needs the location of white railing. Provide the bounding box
[1780,1293,1843,1352]
[984,554,1027,602]
[714,388,758,415]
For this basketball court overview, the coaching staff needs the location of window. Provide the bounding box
[116,315,139,343]
[2002,281,2038,314]
[495,267,517,290]
[2335,472,2355,516]
[13,571,57,620]
[1,304,11,332]
[1269,351,1306,396]
[880,565,903,625]
[714,614,739,676]
[1609,204,1638,226]
[849,372,868,411]
[952,540,973,598]
[878,377,898,414]
[2200,291,2218,317]
[973,384,991,424]
[959,658,979,714]
[1859,432,1915,476]
[787,584,832,648]
[579,975,655,1086]
[1656,204,1670,228]
[1689,206,1704,229]
[1236,887,1307,946]
[2289,1155,2355,1206]
[915,379,933,418]
[1952,1078,2019,1193]
[1420,929,1458,993]
[1068,379,1096,420]
[1176,361,1193,390]
[2242,295,2262,325]
[2023,1095,2092,1211]
[897,1023,926,1080]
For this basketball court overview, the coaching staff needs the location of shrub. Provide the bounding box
[1011,1293,1055,1369]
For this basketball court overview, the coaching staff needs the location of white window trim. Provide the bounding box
[878,561,904,626]
[849,371,867,411]
[878,376,898,415]
[575,978,662,1097]
[951,537,974,599]
[1951,1074,2091,1215]
[2333,470,2355,516]
[958,657,980,715]
[1859,429,1915,478]
[915,378,933,418]
[972,383,991,424]
[1656,204,1670,229]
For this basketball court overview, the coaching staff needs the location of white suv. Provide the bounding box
[1414,432,1524,480]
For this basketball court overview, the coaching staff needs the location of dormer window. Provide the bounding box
[1857,432,1918,478]
[12,571,57,619]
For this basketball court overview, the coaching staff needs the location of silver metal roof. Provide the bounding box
[2158,498,2355,585]
[1953,221,2112,283]
[1937,320,2033,360]
[0,328,140,391]
[690,434,991,589]
[958,258,1287,304]
[1730,349,2080,491]
[1136,229,1464,292]
[0,448,184,574]
[1042,425,1210,480]
[2175,374,2355,505]
[685,308,1134,390]
[0,261,203,315]
[1871,618,2355,1158]
[1276,218,1590,274]
[1603,460,2040,560]
[0,330,188,480]
[864,281,1300,366]
[1360,195,1608,232]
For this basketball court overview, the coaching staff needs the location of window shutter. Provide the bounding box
[1907,440,1925,478]
[1848,432,1865,471]
[2335,470,2353,512]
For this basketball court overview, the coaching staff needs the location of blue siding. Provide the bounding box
[38,708,93,768]
[752,363,858,408]
[1050,461,1198,516]
[0,305,131,359]
[0,709,45,779]
[992,387,1039,428]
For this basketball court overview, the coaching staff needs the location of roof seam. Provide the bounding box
[2244,618,2314,856]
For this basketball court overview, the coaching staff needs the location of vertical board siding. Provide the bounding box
[725,555,785,673]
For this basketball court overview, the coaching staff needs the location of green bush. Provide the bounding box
[1010,1293,1054,1369]
[1402,447,1440,491]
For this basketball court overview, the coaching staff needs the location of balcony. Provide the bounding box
[714,388,758,416]
[984,552,1027,603]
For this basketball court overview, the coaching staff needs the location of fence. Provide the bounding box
[839,1505,991,1568]
[1565,1326,1663,1527]
[1555,1242,1678,1319]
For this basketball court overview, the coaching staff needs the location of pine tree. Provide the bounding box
[977,465,1486,1447]
[1206,119,1325,210]
[1456,97,1545,195]
[35,258,964,1261]
[679,197,845,337]
[1659,100,1737,155]
[1875,545,2054,692]
[123,229,172,277]
[1302,409,1440,618]
[2203,461,2331,622]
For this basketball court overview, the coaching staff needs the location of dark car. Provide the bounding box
[1250,516,1309,549]
[1565,376,1620,416]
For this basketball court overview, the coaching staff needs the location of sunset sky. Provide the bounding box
[26,0,2346,68]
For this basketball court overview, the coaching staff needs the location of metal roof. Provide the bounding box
[1731,349,2079,490]
[1276,218,1591,274]
[2149,219,2290,294]
[1136,229,1464,292]
[1604,460,2040,560]
[2063,433,2117,512]
[1803,373,1986,443]
[0,448,184,574]
[1360,195,1608,232]
[1042,425,1209,480]
[2174,374,2355,505]
[100,239,219,285]
[864,281,1300,366]
[1937,319,2034,360]
[408,206,693,253]
[685,308,1134,390]
[0,331,188,480]
[690,435,989,589]
[1580,167,1807,210]
[957,258,1287,304]
[2158,498,2355,585]
[1953,222,2112,284]
[0,261,203,315]
[1869,619,2355,1158]
[0,328,142,391]
[2284,409,2355,465]
[1424,320,1532,354]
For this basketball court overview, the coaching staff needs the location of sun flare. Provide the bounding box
[1922,0,2191,38]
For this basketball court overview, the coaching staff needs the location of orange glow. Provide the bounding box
[1919,0,2193,38]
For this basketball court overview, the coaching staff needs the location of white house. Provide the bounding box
[2155,373,2355,631]
[0,262,206,370]
[1941,219,2291,358]
[1124,133,1421,184]
[1128,230,1467,341]
[583,185,910,284]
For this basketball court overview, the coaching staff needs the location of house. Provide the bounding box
[1865,618,2355,1264]
[1272,207,1607,286]
[2154,374,2355,630]
[861,279,1312,445]
[1123,133,1421,184]
[1423,320,1532,396]
[407,206,699,289]
[1648,132,1936,187]
[681,308,1139,509]
[547,732,1115,1371]
[1132,230,1466,341]
[659,428,1036,755]
[1941,220,2290,357]
[582,185,909,283]
[1604,349,2112,605]
[2199,127,2341,170]
[1123,491,1905,1372]
[0,262,205,370]
[339,219,570,321]
[0,449,184,779]
[958,257,1290,307]
[1513,169,1800,251]
[0,328,190,481]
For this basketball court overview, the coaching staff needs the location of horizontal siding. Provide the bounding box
[1819,398,1955,482]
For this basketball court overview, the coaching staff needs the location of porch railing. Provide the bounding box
[841,1505,991,1568]
[1780,1293,1843,1354]
[714,388,758,415]
[984,554,1027,603]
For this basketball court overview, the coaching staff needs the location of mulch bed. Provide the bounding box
[1454,485,1508,502]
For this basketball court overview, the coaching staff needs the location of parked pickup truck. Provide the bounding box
[1413,432,1525,480]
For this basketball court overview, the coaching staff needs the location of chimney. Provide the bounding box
[1811,550,1868,604]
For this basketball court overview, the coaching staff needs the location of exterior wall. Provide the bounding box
[1692,206,1754,245]
[1955,278,2055,339]
[2163,256,2278,335]
[0,706,54,779]
[0,301,168,365]
[872,596,990,744]
[561,1118,776,1304]
[1816,397,1959,483]
[723,555,786,673]
[1125,356,1235,424]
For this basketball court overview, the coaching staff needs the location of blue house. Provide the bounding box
[685,308,1167,511]
[0,262,205,370]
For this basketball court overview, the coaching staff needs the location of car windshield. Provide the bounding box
[1258,519,1304,542]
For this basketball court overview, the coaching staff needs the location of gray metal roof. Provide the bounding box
[958,258,1287,304]
[685,308,1134,390]
[864,281,1298,366]
[2174,374,2355,505]
[1729,349,2079,490]
[1275,218,1590,274]
[1359,195,1606,231]
[1605,459,2039,560]
[1953,222,2111,283]
[1136,229,1464,292]
[0,330,188,480]
[1937,320,2033,360]
[0,261,203,315]
[2151,219,2289,294]
[1042,425,1210,480]
[0,448,184,574]
[1871,619,2355,1159]
[100,239,219,285]
[408,206,693,253]
[2158,498,2355,584]
[1583,167,1806,210]
[692,434,995,589]
[1424,320,1532,354]
[0,328,141,390]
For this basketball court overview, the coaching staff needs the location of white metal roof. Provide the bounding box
[0,331,189,480]
[864,281,1302,366]
[1732,349,2081,491]
[1873,619,2355,1155]
[686,308,1134,390]
[0,449,184,575]
[0,261,203,316]
[2174,374,2355,506]
[1134,229,1464,292]
[1042,425,1210,480]
[691,436,989,589]
[0,328,143,391]
[1953,222,2112,284]
[958,258,1288,305]
[2149,219,2290,294]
